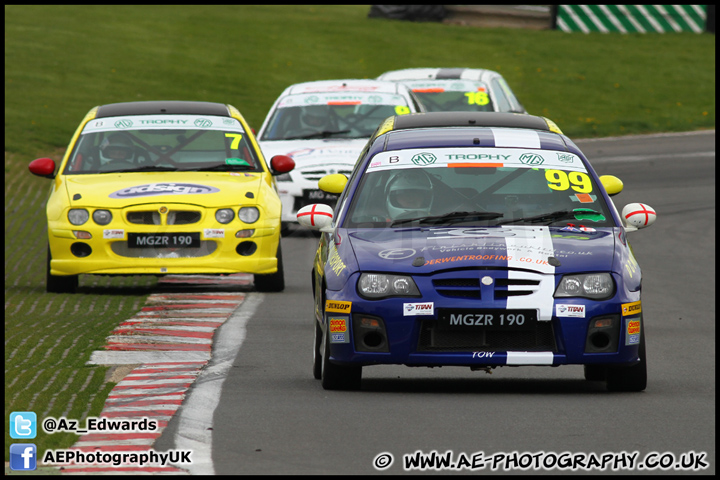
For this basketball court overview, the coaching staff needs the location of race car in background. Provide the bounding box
[298,111,656,392]
[256,79,425,231]
[377,67,526,114]
[29,101,295,293]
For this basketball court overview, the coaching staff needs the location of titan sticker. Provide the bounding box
[555,304,585,318]
[403,302,434,316]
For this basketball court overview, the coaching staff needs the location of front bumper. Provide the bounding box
[48,221,280,276]
[323,273,642,368]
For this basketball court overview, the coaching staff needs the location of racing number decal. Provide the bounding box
[394,105,410,115]
[545,169,592,193]
[225,133,243,150]
[464,91,490,106]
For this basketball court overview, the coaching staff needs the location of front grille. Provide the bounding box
[126,210,201,225]
[431,274,541,299]
[417,320,556,352]
[433,278,481,298]
[127,211,160,225]
[167,210,201,225]
[494,278,540,299]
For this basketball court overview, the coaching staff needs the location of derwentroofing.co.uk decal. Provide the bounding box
[109,183,220,199]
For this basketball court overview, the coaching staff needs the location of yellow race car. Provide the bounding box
[29,101,295,293]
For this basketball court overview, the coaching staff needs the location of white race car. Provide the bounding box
[377,68,526,114]
[256,79,424,229]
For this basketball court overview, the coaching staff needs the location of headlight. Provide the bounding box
[68,208,89,226]
[238,207,259,223]
[275,173,292,182]
[554,273,615,300]
[92,209,112,225]
[216,208,235,224]
[358,273,420,299]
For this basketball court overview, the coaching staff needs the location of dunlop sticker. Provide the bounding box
[621,301,642,316]
[326,300,352,313]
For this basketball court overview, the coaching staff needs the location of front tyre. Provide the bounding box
[46,246,78,294]
[606,329,647,392]
[313,321,322,380]
[321,324,362,391]
[254,243,285,292]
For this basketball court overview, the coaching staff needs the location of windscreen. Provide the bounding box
[344,145,615,229]
[63,114,262,174]
[260,92,412,141]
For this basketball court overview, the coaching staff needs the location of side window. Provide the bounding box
[490,79,512,112]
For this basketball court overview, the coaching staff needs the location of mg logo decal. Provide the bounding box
[519,153,545,165]
[194,118,213,128]
[114,119,133,129]
[411,152,437,165]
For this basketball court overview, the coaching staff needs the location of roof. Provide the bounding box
[284,79,403,96]
[377,68,500,82]
[392,112,553,131]
[95,101,230,118]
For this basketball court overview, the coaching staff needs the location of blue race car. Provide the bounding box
[297,112,656,391]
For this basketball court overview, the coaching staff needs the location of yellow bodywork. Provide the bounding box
[46,106,283,277]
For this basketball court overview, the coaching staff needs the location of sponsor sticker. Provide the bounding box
[328,315,349,343]
[626,319,641,345]
[329,317,347,333]
[403,302,434,316]
[109,183,220,199]
[103,229,124,239]
[621,301,642,316]
[326,300,352,313]
[555,304,586,318]
[204,229,224,238]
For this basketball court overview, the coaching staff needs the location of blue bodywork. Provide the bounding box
[312,126,643,371]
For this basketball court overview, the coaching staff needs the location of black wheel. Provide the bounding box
[254,243,285,292]
[46,246,78,293]
[321,322,362,391]
[583,364,607,381]
[606,329,647,392]
[313,321,322,380]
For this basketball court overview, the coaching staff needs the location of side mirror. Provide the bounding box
[270,155,295,175]
[318,173,347,195]
[29,158,57,179]
[599,175,623,196]
[621,203,656,232]
[297,203,334,232]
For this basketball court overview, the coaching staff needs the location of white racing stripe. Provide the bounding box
[506,351,554,365]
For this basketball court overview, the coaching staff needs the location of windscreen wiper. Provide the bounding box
[391,211,504,227]
[180,163,256,172]
[103,165,179,173]
[294,129,351,140]
[497,208,605,225]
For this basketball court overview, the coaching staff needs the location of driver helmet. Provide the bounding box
[99,133,135,165]
[301,105,331,129]
[386,170,433,219]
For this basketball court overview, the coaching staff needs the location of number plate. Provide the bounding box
[438,309,537,330]
[128,232,200,248]
[302,189,337,205]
